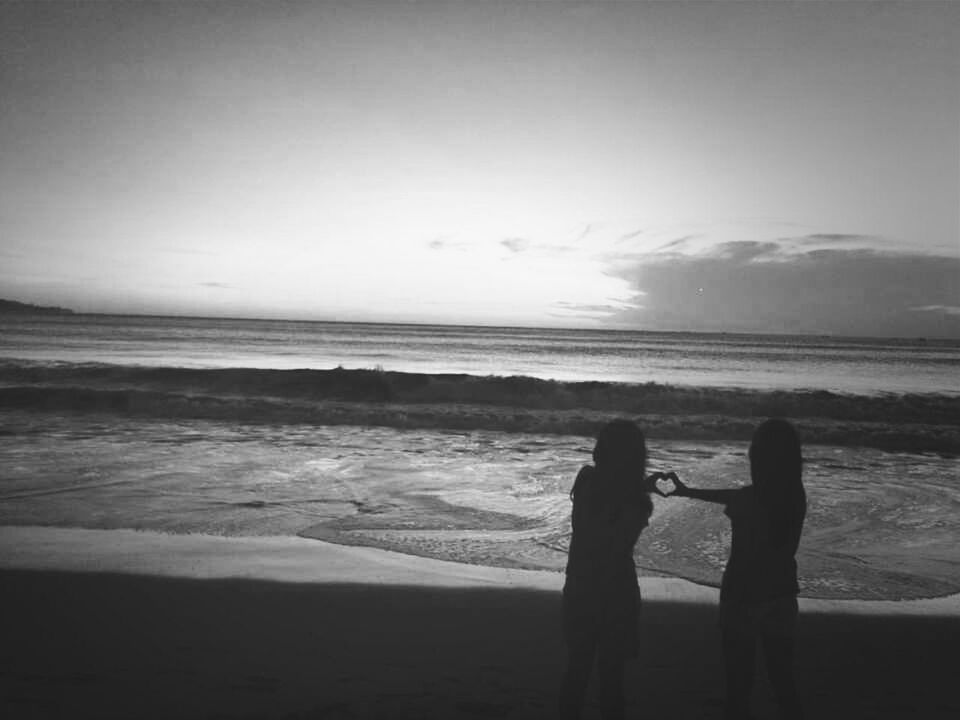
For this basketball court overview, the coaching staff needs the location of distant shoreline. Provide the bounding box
[2,300,956,343]
[0,299,73,315]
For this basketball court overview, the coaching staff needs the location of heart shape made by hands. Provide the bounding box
[646,471,681,498]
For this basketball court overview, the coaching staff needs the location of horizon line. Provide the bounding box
[3,302,957,343]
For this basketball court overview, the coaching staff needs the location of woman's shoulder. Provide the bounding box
[576,465,596,482]
[723,485,756,517]
[570,464,597,501]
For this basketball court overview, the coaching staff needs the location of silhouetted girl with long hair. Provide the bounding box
[670,418,806,720]
[559,419,665,720]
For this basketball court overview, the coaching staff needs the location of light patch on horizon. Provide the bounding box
[913,305,960,317]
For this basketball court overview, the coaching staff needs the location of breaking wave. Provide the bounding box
[1,361,957,452]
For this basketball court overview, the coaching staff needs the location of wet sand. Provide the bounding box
[2,526,958,719]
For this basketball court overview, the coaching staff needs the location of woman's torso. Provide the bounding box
[564,466,652,602]
[721,486,803,604]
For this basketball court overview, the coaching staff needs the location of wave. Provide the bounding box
[1,361,958,452]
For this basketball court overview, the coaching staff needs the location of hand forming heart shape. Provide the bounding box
[645,471,682,498]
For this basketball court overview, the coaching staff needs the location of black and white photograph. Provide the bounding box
[1,2,958,718]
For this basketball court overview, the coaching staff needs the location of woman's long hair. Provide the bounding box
[571,419,647,502]
[593,419,647,477]
[749,418,806,547]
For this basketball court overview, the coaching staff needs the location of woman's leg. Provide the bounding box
[559,634,596,720]
[596,643,625,720]
[761,596,802,720]
[722,623,757,720]
[762,632,802,720]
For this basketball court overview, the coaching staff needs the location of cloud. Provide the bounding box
[618,228,645,242]
[781,233,910,253]
[804,233,868,242]
[703,240,782,262]
[652,234,701,253]
[606,241,960,338]
[426,236,461,251]
[501,237,530,253]
[913,305,960,317]
[200,282,233,289]
[552,301,628,315]
[426,237,478,252]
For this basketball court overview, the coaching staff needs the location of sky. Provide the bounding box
[1,1,958,337]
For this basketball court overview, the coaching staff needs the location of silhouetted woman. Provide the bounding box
[559,419,665,720]
[669,418,806,720]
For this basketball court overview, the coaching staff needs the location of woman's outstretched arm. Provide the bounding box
[666,473,739,505]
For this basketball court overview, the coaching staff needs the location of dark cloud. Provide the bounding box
[608,242,960,338]
[501,237,530,253]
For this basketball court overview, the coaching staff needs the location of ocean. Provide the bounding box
[1,313,958,600]
[3,313,959,392]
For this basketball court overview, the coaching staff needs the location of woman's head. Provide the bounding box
[593,419,647,479]
[749,418,803,500]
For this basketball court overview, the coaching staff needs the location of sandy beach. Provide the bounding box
[2,526,958,720]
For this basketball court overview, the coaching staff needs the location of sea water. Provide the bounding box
[3,313,958,393]
[1,314,958,599]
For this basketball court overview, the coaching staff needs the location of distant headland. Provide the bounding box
[0,299,74,315]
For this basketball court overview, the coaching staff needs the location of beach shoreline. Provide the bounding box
[2,525,958,719]
[2,525,958,612]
